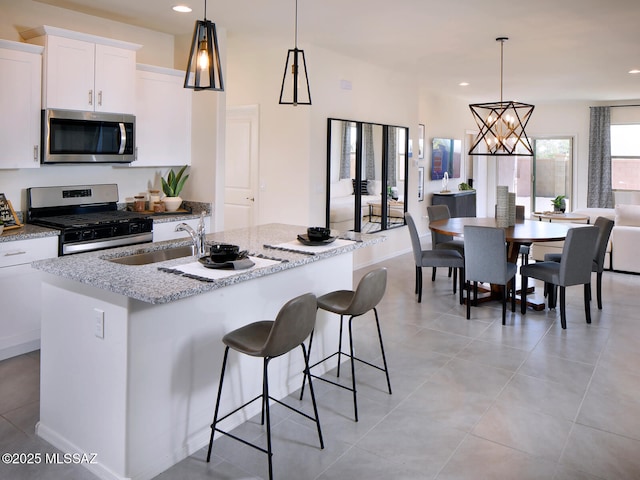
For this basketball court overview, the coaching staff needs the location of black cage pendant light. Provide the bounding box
[468,37,534,156]
[184,0,224,91]
[279,0,311,105]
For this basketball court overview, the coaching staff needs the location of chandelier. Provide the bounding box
[468,37,534,156]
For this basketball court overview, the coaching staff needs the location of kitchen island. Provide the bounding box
[32,224,383,480]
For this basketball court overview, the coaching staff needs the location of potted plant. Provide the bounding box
[551,195,566,213]
[161,165,189,212]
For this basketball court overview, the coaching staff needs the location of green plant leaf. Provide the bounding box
[161,165,189,197]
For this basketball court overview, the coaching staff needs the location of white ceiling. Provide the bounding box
[34,0,640,103]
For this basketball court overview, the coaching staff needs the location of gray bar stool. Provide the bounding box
[206,293,324,480]
[300,268,391,422]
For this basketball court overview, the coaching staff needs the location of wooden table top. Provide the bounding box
[429,217,574,243]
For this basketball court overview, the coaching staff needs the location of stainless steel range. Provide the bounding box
[27,184,153,255]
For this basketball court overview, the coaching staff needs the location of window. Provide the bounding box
[496,137,573,216]
[611,124,640,191]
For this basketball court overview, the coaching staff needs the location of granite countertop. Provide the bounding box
[32,224,384,305]
[0,204,208,243]
[0,224,60,243]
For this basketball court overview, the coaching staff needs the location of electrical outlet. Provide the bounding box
[94,308,104,339]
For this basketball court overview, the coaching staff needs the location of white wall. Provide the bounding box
[226,36,420,265]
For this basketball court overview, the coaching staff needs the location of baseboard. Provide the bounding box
[0,339,40,362]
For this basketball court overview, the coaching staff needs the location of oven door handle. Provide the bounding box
[118,123,127,155]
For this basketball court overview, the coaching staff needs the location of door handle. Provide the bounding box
[246,197,255,202]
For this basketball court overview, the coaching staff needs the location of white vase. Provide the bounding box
[163,196,182,212]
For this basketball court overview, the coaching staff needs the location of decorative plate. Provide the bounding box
[198,255,254,270]
[297,234,337,246]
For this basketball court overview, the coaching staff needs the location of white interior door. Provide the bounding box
[224,105,259,229]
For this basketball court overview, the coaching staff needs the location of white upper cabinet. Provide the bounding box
[22,26,140,114]
[133,65,192,167]
[0,40,42,169]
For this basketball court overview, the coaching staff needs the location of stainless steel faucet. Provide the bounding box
[175,211,207,256]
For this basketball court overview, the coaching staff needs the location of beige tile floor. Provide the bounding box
[2,252,640,479]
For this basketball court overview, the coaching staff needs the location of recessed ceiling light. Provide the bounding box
[459,82,470,87]
[629,69,640,74]
[172,5,192,13]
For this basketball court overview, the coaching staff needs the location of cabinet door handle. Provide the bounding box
[4,251,27,257]
[89,89,93,106]
[98,90,103,106]
[33,145,39,161]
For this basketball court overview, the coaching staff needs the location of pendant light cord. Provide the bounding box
[294,0,299,48]
[204,0,208,21]
[497,37,508,103]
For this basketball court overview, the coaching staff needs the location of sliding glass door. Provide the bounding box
[496,137,573,217]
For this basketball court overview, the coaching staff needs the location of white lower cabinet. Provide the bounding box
[152,217,211,243]
[0,236,58,360]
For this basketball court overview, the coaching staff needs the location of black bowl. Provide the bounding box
[209,243,240,263]
[307,227,331,241]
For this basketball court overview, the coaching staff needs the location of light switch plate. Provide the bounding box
[94,308,104,339]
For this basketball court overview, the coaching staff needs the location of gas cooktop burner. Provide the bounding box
[33,210,149,228]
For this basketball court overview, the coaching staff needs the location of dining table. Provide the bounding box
[429,217,574,310]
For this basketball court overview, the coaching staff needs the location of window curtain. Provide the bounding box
[387,128,397,188]
[363,123,375,181]
[339,122,351,180]
[587,106,613,208]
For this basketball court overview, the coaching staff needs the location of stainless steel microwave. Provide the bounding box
[42,109,135,164]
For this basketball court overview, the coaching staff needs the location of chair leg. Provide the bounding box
[548,284,557,309]
[560,286,567,329]
[347,315,358,422]
[510,277,516,312]
[596,271,603,309]
[432,267,437,281]
[207,346,230,462]
[299,330,313,400]
[452,267,457,294]
[336,315,345,377]
[418,267,423,303]
[262,358,274,480]
[584,283,592,324]
[448,267,453,278]
[466,280,472,319]
[300,342,324,449]
[373,307,392,395]
[521,276,528,314]
[501,284,507,326]
[459,268,465,305]
[473,281,478,306]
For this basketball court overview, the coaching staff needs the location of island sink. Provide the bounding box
[107,245,196,265]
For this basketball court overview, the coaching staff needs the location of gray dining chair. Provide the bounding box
[427,205,465,280]
[463,225,517,324]
[521,226,599,329]
[405,212,465,303]
[543,216,614,310]
[494,204,529,264]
